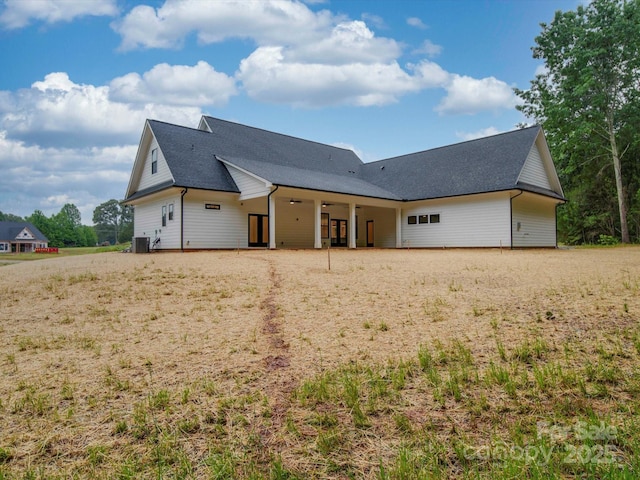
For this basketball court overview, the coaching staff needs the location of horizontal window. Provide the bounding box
[430,214,440,224]
[418,215,429,224]
[408,215,417,225]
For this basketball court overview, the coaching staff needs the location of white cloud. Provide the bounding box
[112,0,335,50]
[0,131,136,222]
[110,61,237,107]
[286,21,401,65]
[413,39,443,58]
[0,72,204,148]
[0,0,117,29]
[456,127,503,141]
[436,75,520,115]
[237,46,424,107]
[407,17,427,29]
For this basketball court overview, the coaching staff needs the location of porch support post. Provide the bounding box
[268,194,276,249]
[395,207,402,248]
[349,202,357,249]
[314,199,322,249]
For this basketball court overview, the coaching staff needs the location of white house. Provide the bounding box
[0,222,49,253]
[124,116,565,250]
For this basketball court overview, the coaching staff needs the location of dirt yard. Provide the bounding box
[0,248,639,478]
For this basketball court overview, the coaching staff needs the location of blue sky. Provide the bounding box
[0,0,580,224]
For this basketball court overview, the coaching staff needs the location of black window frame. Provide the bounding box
[161,205,167,227]
[408,215,417,225]
[418,215,429,224]
[168,203,174,221]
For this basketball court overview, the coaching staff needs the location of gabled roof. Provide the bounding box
[361,126,563,201]
[147,120,240,193]
[126,117,564,203]
[0,222,48,242]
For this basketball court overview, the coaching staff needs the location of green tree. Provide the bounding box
[93,199,133,244]
[516,0,640,243]
[0,211,24,222]
[26,210,58,246]
[54,203,83,247]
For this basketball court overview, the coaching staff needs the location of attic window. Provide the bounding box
[151,149,158,174]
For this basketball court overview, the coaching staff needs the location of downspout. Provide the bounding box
[267,185,279,248]
[180,188,188,251]
[509,190,524,249]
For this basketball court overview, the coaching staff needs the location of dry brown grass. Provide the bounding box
[0,247,639,478]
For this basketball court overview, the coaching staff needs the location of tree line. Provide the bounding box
[516,0,640,244]
[0,200,132,248]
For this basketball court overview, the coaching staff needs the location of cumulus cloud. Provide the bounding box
[436,75,520,115]
[110,61,237,107]
[112,0,334,50]
[0,72,205,148]
[237,46,424,107]
[413,39,443,58]
[0,131,136,222]
[0,0,118,29]
[456,127,503,141]
[407,17,427,29]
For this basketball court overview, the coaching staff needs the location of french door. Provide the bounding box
[330,219,348,247]
[248,214,269,247]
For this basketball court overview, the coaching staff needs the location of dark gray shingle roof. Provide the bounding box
[147,120,240,193]
[132,118,562,203]
[361,126,556,201]
[0,222,48,242]
[201,116,364,176]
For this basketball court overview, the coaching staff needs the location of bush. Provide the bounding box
[597,234,620,246]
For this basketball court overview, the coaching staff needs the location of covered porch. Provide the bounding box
[262,187,403,249]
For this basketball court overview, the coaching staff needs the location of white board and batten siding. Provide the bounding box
[511,193,557,248]
[137,137,174,192]
[402,192,511,248]
[183,191,266,249]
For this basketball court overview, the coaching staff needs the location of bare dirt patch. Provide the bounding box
[0,247,639,477]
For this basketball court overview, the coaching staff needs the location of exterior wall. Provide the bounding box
[359,206,396,247]
[224,164,271,200]
[133,192,183,249]
[183,191,266,249]
[511,193,557,248]
[519,144,552,189]
[402,192,511,247]
[276,200,315,248]
[137,137,173,191]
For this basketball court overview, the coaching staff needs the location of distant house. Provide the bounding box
[124,116,565,250]
[0,222,49,253]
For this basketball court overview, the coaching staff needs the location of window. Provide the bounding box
[430,214,440,224]
[418,215,429,224]
[205,203,220,210]
[321,213,329,238]
[168,203,174,221]
[0,243,5,251]
[162,205,167,227]
[151,148,158,174]
[408,215,417,225]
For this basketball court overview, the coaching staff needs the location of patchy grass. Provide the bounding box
[0,248,639,478]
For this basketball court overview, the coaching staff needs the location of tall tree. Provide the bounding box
[0,211,24,222]
[54,203,83,247]
[93,199,133,244]
[516,0,640,243]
